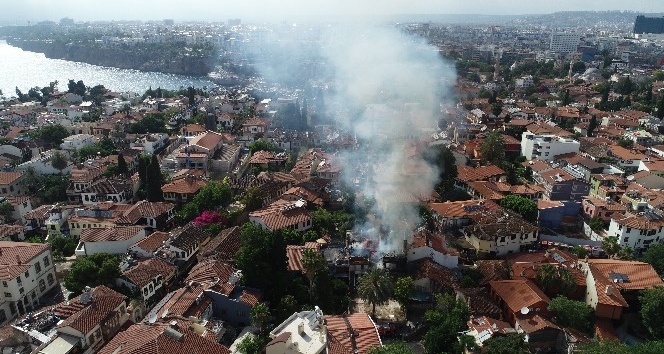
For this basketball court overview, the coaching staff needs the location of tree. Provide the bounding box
[237,334,267,354]
[642,243,664,275]
[491,102,503,117]
[548,296,594,333]
[357,268,393,318]
[29,124,70,146]
[0,202,14,222]
[235,223,288,303]
[368,342,415,354]
[587,115,598,137]
[641,286,664,339]
[117,153,128,176]
[145,154,163,201]
[250,302,271,334]
[570,245,588,259]
[248,139,278,153]
[423,144,458,200]
[64,253,120,295]
[589,217,605,232]
[423,293,469,354]
[179,180,233,222]
[242,187,263,212]
[500,195,537,220]
[50,151,68,172]
[301,249,326,302]
[656,97,664,120]
[49,234,78,257]
[484,333,529,354]
[617,138,634,148]
[535,264,575,296]
[393,277,414,309]
[561,89,571,106]
[479,130,505,165]
[602,236,621,258]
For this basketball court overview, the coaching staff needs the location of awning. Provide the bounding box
[39,335,79,354]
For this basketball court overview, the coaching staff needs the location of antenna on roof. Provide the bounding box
[520,307,530,315]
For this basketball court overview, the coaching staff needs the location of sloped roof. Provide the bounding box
[286,242,322,272]
[80,225,144,242]
[97,323,230,354]
[325,314,382,354]
[185,259,235,285]
[0,241,48,280]
[123,258,176,288]
[197,226,241,262]
[456,165,505,183]
[131,231,170,254]
[587,259,664,291]
[249,199,311,231]
[161,176,207,194]
[489,279,550,313]
[55,285,126,335]
[0,172,22,185]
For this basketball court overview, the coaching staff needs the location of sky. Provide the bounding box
[1,0,664,23]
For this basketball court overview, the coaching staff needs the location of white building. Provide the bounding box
[607,211,664,251]
[549,33,580,54]
[521,132,580,161]
[515,75,534,89]
[60,134,97,151]
[266,307,327,354]
[75,226,148,256]
[130,133,169,154]
[0,241,58,324]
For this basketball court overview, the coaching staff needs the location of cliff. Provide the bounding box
[7,39,214,77]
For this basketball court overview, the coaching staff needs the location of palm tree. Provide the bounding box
[535,264,558,292]
[302,249,326,302]
[602,236,621,258]
[357,268,393,318]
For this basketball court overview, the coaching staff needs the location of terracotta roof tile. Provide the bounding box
[123,258,176,288]
[0,172,22,185]
[55,285,126,335]
[0,241,49,280]
[325,314,381,354]
[249,199,311,231]
[197,226,241,262]
[489,279,550,313]
[161,177,207,194]
[286,242,322,272]
[132,231,170,254]
[80,225,145,242]
[97,323,230,354]
[456,165,505,183]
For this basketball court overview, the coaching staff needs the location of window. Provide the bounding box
[35,262,41,273]
[0,309,6,323]
[24,271,29,278]
[19,288,24,294]
[16,276,21,285]
[39,279,46,292]
[624,237,629,243]
[2,281,6,288]
[47,273,54,285]
[31,292,36,299]
[4,292,10,298]
[43,256,50,267]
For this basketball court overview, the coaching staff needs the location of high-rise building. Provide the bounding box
[634,15,664,34]
[549,33,580,54]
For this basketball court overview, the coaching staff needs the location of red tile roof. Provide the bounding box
[249,199,311,231]
[489,279,550,314]
[97,323,230,354]
[0,172,22,185]
[456,165,505,183]
[197,226,241,262]
[123,258,176,288]
[428,200,502,218]
[0,241,49,280]
[325,314,382,354]
[587,259,664,291]
[185,259,235,285]
[55,285,126,335]
[286,242,322,272]
[131,231,170,254]
[161,177,207,194]
[81,225,145,242]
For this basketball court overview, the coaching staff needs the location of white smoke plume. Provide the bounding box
[251,22,456,255]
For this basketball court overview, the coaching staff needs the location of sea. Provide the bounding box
[0,40,215,98]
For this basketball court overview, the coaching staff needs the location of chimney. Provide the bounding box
[605,285,615,296]
[16,255,21,264]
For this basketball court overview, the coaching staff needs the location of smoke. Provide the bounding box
[251,22,456,255]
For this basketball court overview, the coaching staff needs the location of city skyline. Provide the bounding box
[2,0,664,23]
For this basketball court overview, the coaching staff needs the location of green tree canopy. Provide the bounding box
[483,333,529,354]
[368,342,415,354]
[179,179,233,222]
[548,296,594,333]
[50,151,68,172]
[63,253,120,295]
[535,264,576,296]
[302,248,326,301]
[640,286,664,339]
[145,154,164,202]
[602,236,621,258]
[357,268,393,317]
[250,302,271,335]
[248,139,279,153]
[393,276,415,308]
[642,243,664,275]
[589,217,605,232]
[500,195,537,220]
[29,124,70,146]
[479,130,505,166]
[423,293,470,354]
